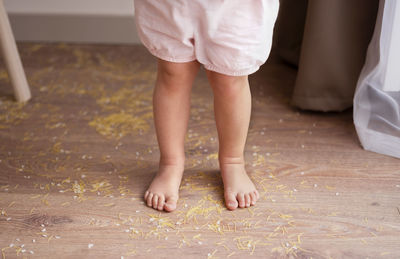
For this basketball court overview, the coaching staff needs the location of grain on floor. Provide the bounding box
[0,43,400,259]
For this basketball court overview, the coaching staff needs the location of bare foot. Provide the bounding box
[144,164,184,212]
[220,162,259,210]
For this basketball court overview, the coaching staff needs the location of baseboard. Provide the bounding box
[8,13,141,44]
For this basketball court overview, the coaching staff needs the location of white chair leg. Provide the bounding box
[0,0,31,102]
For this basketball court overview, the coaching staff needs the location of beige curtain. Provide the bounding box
[274,0,379,112]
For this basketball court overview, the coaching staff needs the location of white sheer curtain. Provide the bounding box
[354,0,400,158]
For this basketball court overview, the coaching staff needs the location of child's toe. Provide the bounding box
[152,194,159,209]
[225,192,238,210]
[157,195,165,211]
[146,192,153,207]
[164,196,178,212]
[244,194,251,207]
[144,190,149,200]
[237,193,245,208]
[249,192,257,205]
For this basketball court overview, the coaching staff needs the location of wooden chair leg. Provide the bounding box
[0,0,31,102]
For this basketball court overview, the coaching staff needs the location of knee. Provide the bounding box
[157,60,199,91]
[158,63,183,81]
[207,71,249,97]
[157,66,184,91]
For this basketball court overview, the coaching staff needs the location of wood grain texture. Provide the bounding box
[0,43,399,259]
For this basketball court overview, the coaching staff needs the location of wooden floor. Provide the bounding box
[0,43,399,259]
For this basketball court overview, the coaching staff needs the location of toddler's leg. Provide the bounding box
[144,59,200,212]
[206,70,259,210]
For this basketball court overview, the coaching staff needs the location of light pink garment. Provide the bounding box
[134,0,279,76]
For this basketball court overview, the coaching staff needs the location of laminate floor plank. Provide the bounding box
[0,43,399,259]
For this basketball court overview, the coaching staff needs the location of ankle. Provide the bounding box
[159,156,185,167]
[157,161,185,179]
[219,156,245,165]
